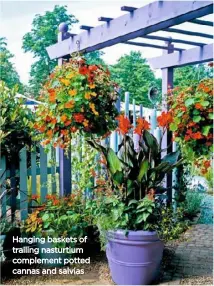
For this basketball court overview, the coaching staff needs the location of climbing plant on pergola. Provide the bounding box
[46,0,213,197]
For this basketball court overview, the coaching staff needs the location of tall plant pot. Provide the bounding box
[106,230,164,285]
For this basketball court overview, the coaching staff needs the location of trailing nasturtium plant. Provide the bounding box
[167,78,213,173]
[33,57,119,150]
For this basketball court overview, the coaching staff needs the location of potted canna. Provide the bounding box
[86,114,185,285]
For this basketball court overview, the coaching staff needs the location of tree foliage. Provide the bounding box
[0,37,23,92]
[110,51,161,107]
[174,64,213,87]
[22,5,104,97]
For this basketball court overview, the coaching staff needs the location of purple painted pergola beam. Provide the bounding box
[46,1,213,59]
[98,17,113,22]
[121,6,137,12]
[165,28,213,39]
[124,41,184,51]
[189,19,213,26]
[142,35,205,47]
[148,43,213,69]
[80,25,93,30]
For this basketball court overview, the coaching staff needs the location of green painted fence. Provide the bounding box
[0,146,59,221]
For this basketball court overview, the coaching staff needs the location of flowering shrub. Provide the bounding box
[23,193,92,242]
[167,78,213,171]
[33,58,119,150]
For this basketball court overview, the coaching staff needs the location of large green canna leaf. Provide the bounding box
[107,148,122,174]
[162,151,180,165]
[143,130,159,157]
[137,159,149,182]
[113,171,124,185]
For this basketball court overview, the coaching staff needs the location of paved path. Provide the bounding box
[161,224,213,285]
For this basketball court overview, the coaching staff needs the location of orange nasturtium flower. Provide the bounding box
[61,129,68,136]
[195,103,203,110]
[89,83,96,89]
[73,113,85,123]
[116,114,132,135]
[85,92,91,100]
[61,115,67,122]
[157,111,173,128]
[31,194,40,200]
[65,100,75,108]
[46,129,53,138]
[134,118,150,135]
[60,79,70,86]
[68,89,77,96]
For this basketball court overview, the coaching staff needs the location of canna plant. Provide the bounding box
[87,114,183,202]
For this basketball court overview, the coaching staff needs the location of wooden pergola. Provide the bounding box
[46,0,213,198]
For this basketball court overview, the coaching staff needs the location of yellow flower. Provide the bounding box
[69,89,77,96]
[66,73,75,79]
[89,83,96,89]
[85,92,91,100]
[60,79,70,86]
[83,119,89,127]
[89,103,99,116]
[89,103,95,109]
[91,92,97,97]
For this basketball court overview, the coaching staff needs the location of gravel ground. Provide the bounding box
[1,243,177,285]
[180,276,213,285]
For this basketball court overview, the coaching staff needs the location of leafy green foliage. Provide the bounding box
[0,81,35,163]
[22,6,105,97]
[88,130,182,201]
[22,5,77,97]
[23,193,92,248]
[174,64,213,88]
[110,51,161,107]
[70,134,99,191]
[182,190,203,219]
[0,37,23,92]
[86,194,188,249]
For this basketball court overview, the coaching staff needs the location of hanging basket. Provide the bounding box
[33,57,119,150]
[168,78,213,160]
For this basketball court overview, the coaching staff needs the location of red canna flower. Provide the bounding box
[134,117,150,135]
[116,114,132,135]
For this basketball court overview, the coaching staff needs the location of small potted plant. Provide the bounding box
[86,114,186,285]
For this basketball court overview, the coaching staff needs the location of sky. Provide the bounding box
[0,0,213,85]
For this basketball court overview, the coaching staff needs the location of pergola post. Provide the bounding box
[161,42,174,202]
[58,24,72,197]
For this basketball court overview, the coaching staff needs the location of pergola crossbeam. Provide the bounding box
[124,41,184,51]
[98,17,113,22]
[142,35,205,46]
[165,28,213,39]
[121,6,137,12]
[80,25,93,31]
[148,43,213,69]
[189,19,213,26]
[46,1,213,59]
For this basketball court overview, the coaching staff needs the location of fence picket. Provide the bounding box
[19,147,28,220]
[40,146,48,202]
[0,156,7,218]
[31,151,37,206]
[51,147,56,194]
